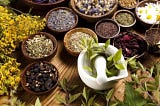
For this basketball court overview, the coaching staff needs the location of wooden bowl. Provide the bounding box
[64,28,98,56]
[45,7,78,34]
[135,0,160,27]
[113,31,148,59]
[22,0,67,10]
[95,19,120,42]
[70,0,118,23]
[113,9,136,28]
[118,0,138,10]
[21,61,58,95]
[21,32,58,62]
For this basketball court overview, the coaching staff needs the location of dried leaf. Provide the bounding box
[82,87,90,103]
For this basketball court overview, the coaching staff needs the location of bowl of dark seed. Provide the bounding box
[64,28,98,56]
[113,31,148,58]
[21,32,58,62]
[70,0,118,23]
[45,7,78,34]
[21,61,58,95]
[23,0,67,10]
[118,0,138,10]
[95,19,120,42]
[113,9,136,28]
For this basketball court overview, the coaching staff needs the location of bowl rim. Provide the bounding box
[135,0,160,25]
[23,0,65,6]
[21,32,58,60]
[113,31,148,58]
[70,0,118,18]
[95,18,120,39]
[21,61,59,95]
[45,7,78,33]
[113,9,136,27]
[118,0,138,10]
[63,27,98,56]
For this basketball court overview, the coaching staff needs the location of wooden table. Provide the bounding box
[3,1,160,105]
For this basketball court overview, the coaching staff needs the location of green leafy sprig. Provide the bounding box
[82,39,125,77]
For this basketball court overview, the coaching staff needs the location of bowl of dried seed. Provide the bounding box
[118,0,138,10]
[70,0,118,23]
[21,32,58,62]
[64,28,98,56]
[21,61,58,95]
[45,7,78,34]
[113,9,136,28]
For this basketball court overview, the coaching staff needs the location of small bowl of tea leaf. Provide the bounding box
[21,32,58,62]
[113,9,136,28]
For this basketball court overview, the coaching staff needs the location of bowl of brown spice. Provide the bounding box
[21,32,58,62]
[95,19,120,42]
[64,28,98,56]
[21,61,59,95]
[113,9,136,28]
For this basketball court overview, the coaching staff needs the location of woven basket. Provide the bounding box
[70,0,118,23]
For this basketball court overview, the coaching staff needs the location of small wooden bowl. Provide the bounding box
[22,0,67,10]
[21,61,58,95]
[70,0,118,23]
[45,7,78,34]
[135,0,160,27]
[118,0,138,10]
[21,32,58,62]
[64,28,98,56]
[113,9,136,28]
[95,19,120,42]
[113,31,148,59]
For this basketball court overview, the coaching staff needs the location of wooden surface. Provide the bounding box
[4,1,160,106]
[15,40,160,106]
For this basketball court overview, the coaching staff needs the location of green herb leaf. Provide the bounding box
[35,97,41,106]
[88,95,96,106]
[104,39,110,49]
[83,66,93,73]
[0,0,10,5]
[137,61,145,71]
[82,87,90,103]
[56,94,67,105]
[69,93,81,104]
[58,78,68,92]
[94,103,101,106]
[115,63,125,70]
[106,88,114,101]
[107,55,113,62]
[90,53,98,61]
[117,83,147,106]
[113,49,122,63]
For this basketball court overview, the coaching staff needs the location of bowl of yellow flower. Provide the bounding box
[135,0,160,27]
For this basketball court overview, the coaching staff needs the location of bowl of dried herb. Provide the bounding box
[63,28,98,56]
[118,0,138,10]
[21,32,58,62]
[113,9,136,28]
[45,7,78,34]
[70,0,118,23]
[113,31,148,58]
[21,61,58,95]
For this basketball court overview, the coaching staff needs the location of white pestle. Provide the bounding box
[95,56,108,85]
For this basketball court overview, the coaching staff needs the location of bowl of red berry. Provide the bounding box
[113,31,148,58]
[21,61,59,95]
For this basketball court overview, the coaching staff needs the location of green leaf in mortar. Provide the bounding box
[115,63,125,70]
[113,49,122,63]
